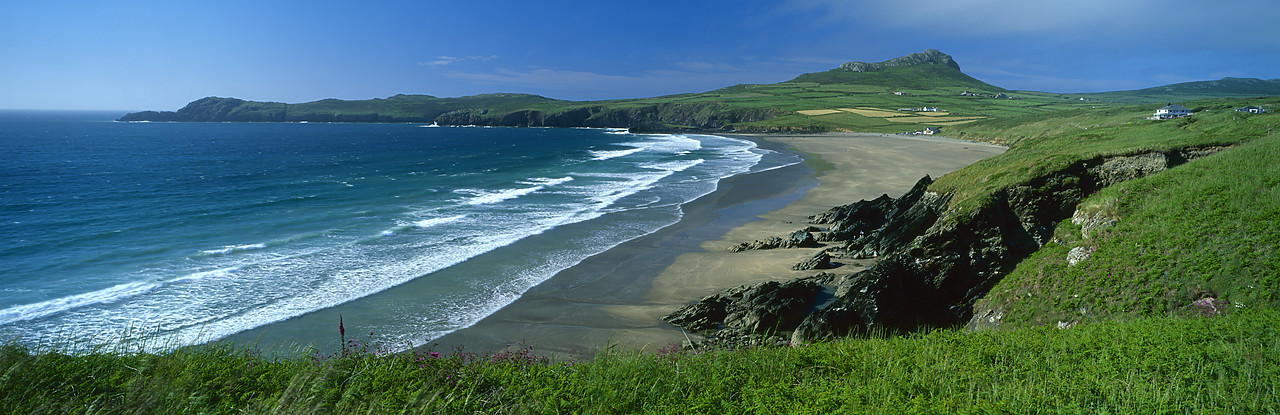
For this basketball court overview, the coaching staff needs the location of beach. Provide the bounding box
[433,133,1006,357]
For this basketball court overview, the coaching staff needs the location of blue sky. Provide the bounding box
[3,0,1277,111]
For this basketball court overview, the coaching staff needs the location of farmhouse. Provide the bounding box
[1154,103,1192,119]
[1236,106,1267,114]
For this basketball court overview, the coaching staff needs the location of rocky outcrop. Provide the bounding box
[666,147,1231,346]
[837,49,961,73]
[663,278,827,341]
[1070,208,1118,239]
[728,229,820,252]
[810,194,896,242]
[792,250,834,271]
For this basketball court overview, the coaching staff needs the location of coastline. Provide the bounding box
[432,133,1006,357]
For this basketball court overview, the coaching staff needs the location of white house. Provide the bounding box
[1237,106,1267,114]
[1154,103,1192,119]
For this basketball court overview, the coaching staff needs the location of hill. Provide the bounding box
[1074,77,1280,104]
[787,48,999,91]
[117,93,567,123]
[120,49,1276,133]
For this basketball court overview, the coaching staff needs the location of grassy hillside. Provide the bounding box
[970,115,1280,327]
[3,310,1276,413]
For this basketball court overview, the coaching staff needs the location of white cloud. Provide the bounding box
[787,0,1279,46]
[966,65,1147,92]
[419,55,499,67]
[439,59,818,100]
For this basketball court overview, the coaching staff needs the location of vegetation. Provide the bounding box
[931,96,1280,220]
[3,309,1277,414]
[972,116,1280,327]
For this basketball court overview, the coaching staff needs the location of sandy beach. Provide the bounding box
[433,133,1006,357]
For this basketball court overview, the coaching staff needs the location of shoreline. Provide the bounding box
[433,132,1006,357]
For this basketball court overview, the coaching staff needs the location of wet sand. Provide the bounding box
[432,133,1005,357]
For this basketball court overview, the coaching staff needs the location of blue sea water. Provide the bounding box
[0,110,793,350]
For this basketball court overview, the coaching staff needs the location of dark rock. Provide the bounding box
[788,230,820,248]
[728,236,785,252]
[792,250,833,271]
[844,176,946,258]
[728,230,820,252]
[663,279,823,336]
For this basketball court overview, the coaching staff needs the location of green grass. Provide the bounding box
[973,127,1280,327]
[3,310,1277,414]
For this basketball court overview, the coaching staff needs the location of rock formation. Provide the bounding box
[837,49,961,73]
[665,147,1230,347]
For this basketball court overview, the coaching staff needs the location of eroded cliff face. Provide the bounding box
[664,147,1229,347]
[434,102,779,131]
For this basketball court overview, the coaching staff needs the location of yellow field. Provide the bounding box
[925,119,986,126]
[838,107,903,118]
[796,107,982,125]
[885,116,986,123]
[796,109,842,116]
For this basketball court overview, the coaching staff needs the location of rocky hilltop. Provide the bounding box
[837,49,961,73]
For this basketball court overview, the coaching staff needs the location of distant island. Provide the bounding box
[119,49,1280,133]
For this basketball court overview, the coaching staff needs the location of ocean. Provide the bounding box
[0,110,796,351]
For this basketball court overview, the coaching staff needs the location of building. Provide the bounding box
[1237,106,1267,114]
[1154,103,1192,119]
